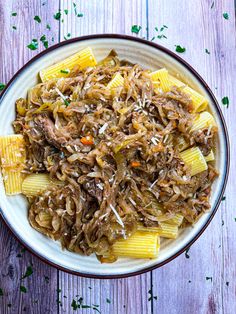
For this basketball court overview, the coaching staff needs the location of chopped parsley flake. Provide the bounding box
[222,196,226,201]
[12,26,17,30]
[211,2,214,9]
[44,276,49,283]
[106,298,111,304]
[222,96,229,108]
[27,39,38,50]
[11,12,17,16]
[148,286,157,302]
[60,69,70,74]
[131,25,142,34]
[20,285,27,293]
[185,247,190,258]
[188,280,191,283]
[40,35,49,49]
[46,24,51,30]
[34,15,41,23]
[21,266,33,280]
[222,220,224,226]
[234,218,236,222]
[150,36,155,41]
[64,9,69,15]
[206,276,212,282]
[54,11,61,20]
[0,83,6,91]
[64,33,71,40]
[71,299,79,310]
[0,288,3,296]
[226,282,229,286]
[175,45,186,53]
[205,49,210,54]
[223,12,229,20]
[7,303,12,308]
[77,13,83,17]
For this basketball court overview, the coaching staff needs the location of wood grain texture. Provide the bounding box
[0,0,59,313]
[148,0,236,313]
[0,0,235,313]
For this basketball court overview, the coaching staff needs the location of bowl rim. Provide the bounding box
[0,34,230,279]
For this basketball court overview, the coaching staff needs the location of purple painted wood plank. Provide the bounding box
[0,0,60,313]
[148,0,236,313]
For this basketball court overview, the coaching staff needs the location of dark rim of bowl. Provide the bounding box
[0,34,230,279]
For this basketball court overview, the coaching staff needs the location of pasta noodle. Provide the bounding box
[0,135,26,195]
[22,173,62,197]
[166,214,184,226]
[168,75,186,88]
[112,231,160,258]
[176,136,189,152]
[205,150,215,162]
[107,73,124,89]
[180,147,208,176]
[137,222,178,239]
[183,86,208,112]
[40,47,97,82]
[191,111,217,132]
[150,68,170,92]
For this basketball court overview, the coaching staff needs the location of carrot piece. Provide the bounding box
[80,135,94,145]
[131,161,141,167]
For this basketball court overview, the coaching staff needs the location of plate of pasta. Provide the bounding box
[0,35,229,277]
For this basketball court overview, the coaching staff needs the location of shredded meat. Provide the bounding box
[13,50,218,260]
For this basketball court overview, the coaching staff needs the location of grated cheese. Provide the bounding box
[110,204,124,228]
[99,122,108,134]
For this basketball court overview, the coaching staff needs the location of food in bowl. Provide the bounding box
[0,47,218,263]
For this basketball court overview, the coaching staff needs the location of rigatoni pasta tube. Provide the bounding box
[168,75,186,88]
[183,86,208,112]
[176,136,189,152]
[22,173,62,197]
[191,111,217,132]
[166,214,184,226]
[180,147,208,176]
[112,232,160,258]
[0,134,26,195]
[107,73,124,89]
[40,47,97,82]
[137,222,178,239]
[205,150,215,162]
[150,68,170,92]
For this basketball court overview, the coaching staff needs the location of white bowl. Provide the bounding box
[0,35,229,278]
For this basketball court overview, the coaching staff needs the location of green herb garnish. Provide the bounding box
[223,12,229,20]
[131,25,142,34]
[12,26,17,30]
[46,24,51,30]
[222,196,226,201]
[175,45,186,53]
[60,69,70,74]
[211,2,214,9]
[206,276,212,282]
[185,247,190,258]
[34,15,41,23]
[20,285,27,293]
[21,265,33,279]
[64,9,69,15]
[0,83,6,91]
[54,11,61,20]
[0,288,3,296]
[222,96,229,108]
[71,299,79,310]
[222,220,224,226]
[234,218,236,222]
[44,276,49,283]
[7,304,12,308]
[148,288,157,301]
[106,298,111,304]
[226,282,229,286]
[205,49,210,54]
[27,39,38,50]
[11,12,17,16]
[188,280,191,283]
[77,13,83,17]
[40,35,49,49]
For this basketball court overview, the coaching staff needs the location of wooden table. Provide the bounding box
[0,1,235,313]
